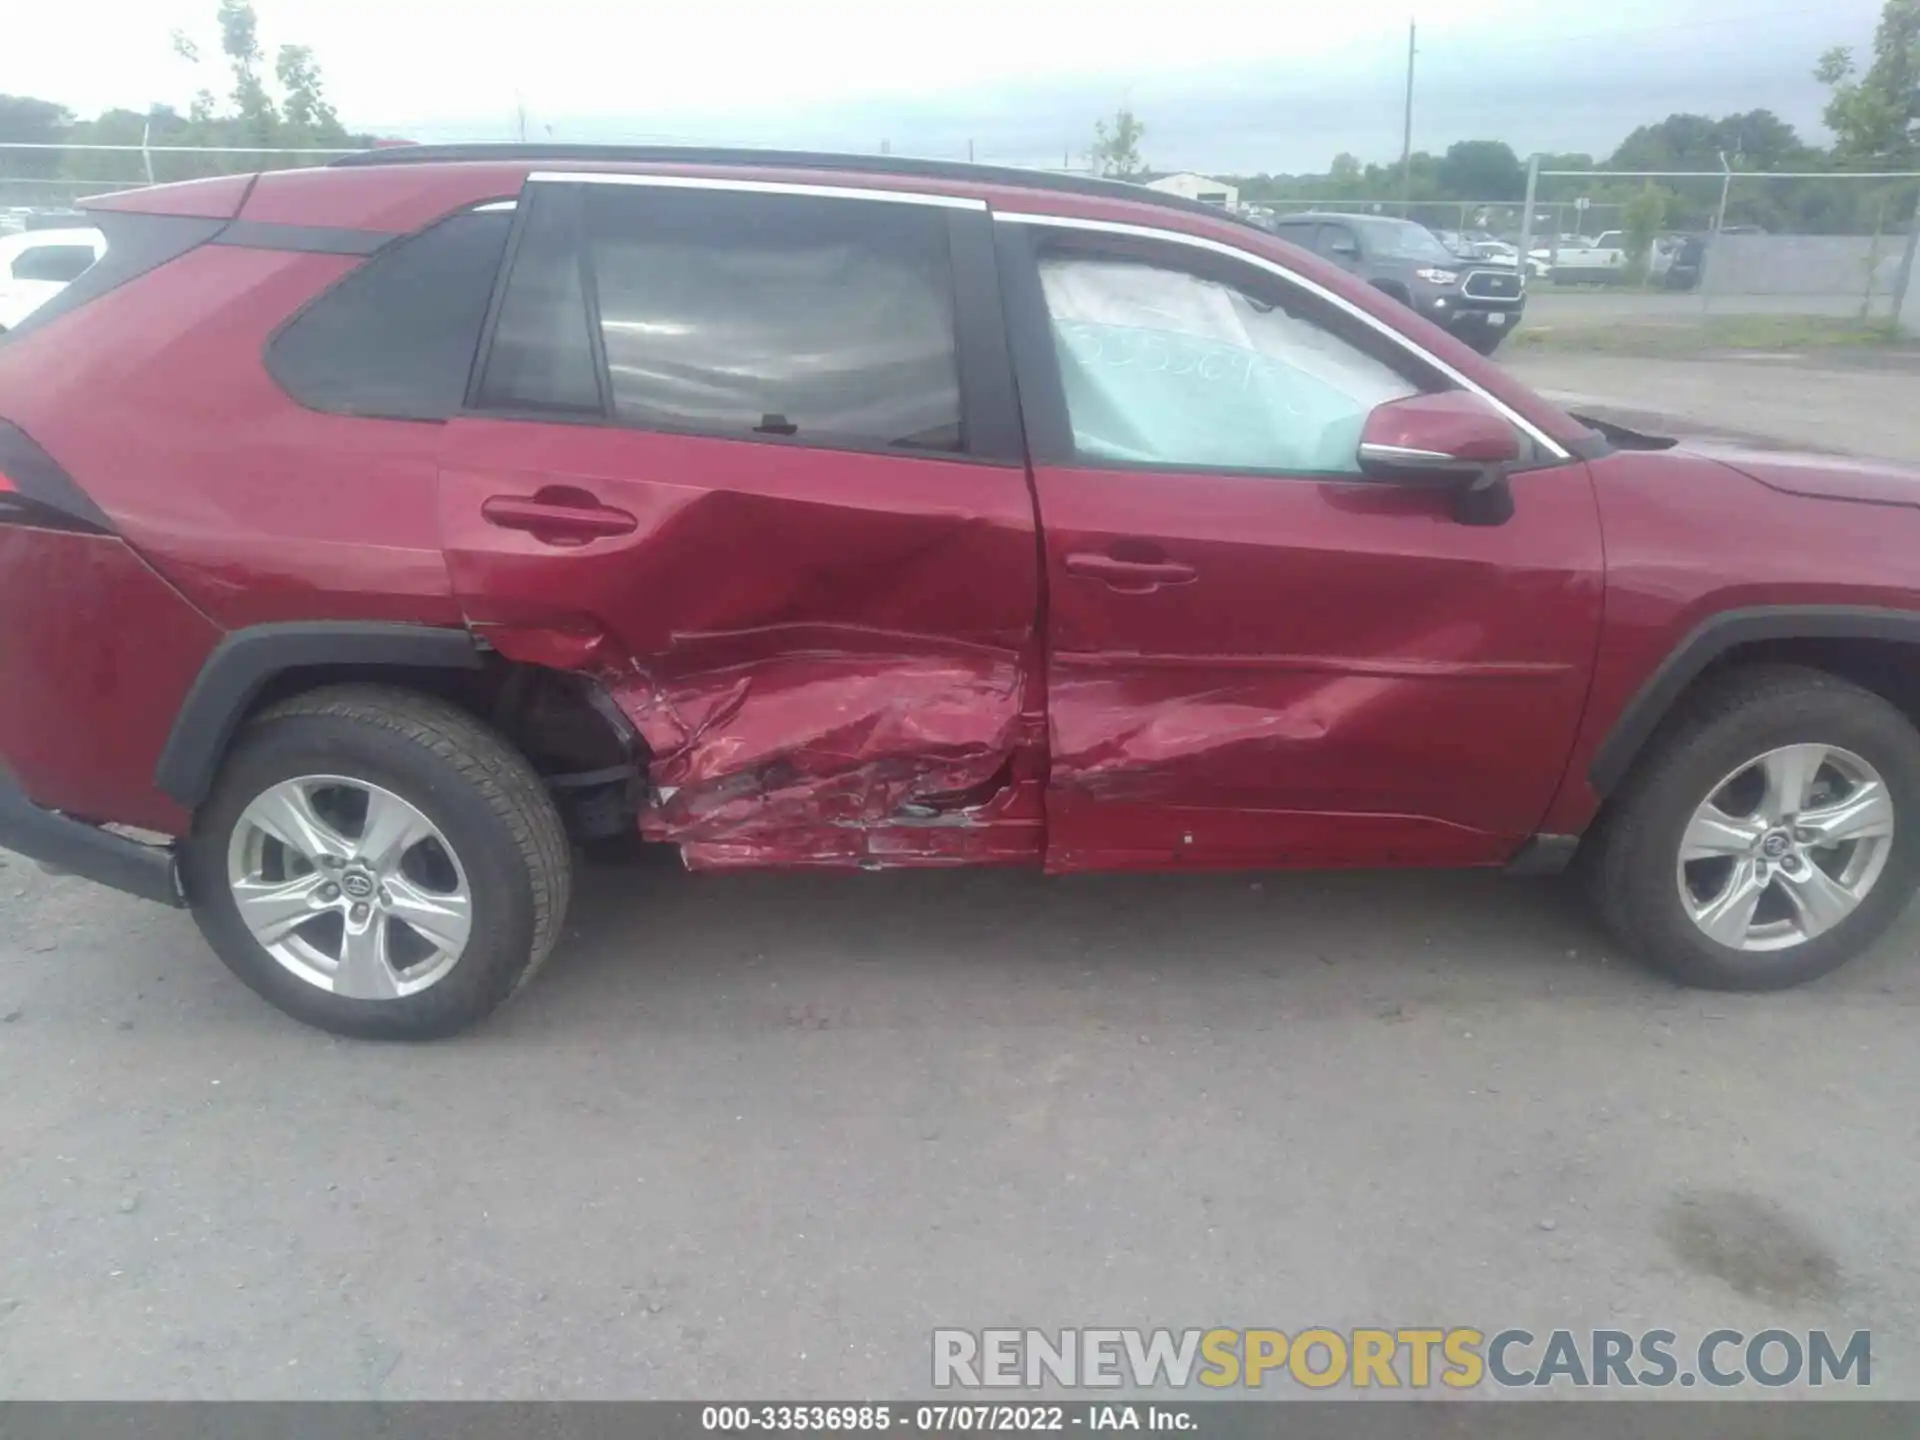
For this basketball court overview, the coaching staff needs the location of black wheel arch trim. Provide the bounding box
[0,767,183,907]
[155,622,485,809]
[1589,605,1920,797]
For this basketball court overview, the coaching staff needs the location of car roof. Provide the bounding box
[330,143,1272,236]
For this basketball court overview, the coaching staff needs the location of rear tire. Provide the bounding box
[182,685,572,1039]
[1589,665,1920,991]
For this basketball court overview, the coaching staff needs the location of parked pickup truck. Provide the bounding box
[1543,231,1629,284]
[2,148,1919,1039]
[1269,212,1526,355]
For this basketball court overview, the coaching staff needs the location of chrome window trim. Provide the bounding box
[994,209,1570,460]
[1359,442,1457,464]
[526,171,986,211]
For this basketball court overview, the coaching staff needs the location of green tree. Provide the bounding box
[0,95,72,180]
[146,0,374,178]
[1817,0,1920,166]
[1089,108,1146,181]
[1609,111,1809,171]
[275,44,342,142]
[1435,140,1523,199]
[1715,109,1811,168]
[1610,113,1719,170]
[217,0,279,140]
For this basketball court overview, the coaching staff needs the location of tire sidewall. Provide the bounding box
[1622,687,1920,989]
[1461,322,1504,356]
[184,712,542,1038]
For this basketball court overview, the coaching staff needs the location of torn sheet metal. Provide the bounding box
[615,650,1029,867]
[439,411,1044,868]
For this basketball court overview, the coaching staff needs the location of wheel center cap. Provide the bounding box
[1760,830,1794,860]
[340,869,377,900]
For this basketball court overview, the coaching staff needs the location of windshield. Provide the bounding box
[1350,217,1459,263]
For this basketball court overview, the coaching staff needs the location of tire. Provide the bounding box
[181,684,572,1039]
[1462,324,1506,357]
[1589,664,1920,991]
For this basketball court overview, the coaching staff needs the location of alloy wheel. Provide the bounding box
[225,775,473,999]
[1675,743,1895,953]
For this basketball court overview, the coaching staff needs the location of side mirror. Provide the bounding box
[1356,392,1522,526]
[1328,240,1361,260]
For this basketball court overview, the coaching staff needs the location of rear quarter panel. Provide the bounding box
[0,528,216,833]
[0,244,460,628]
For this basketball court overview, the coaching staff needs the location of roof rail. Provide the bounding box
[329,143,1262,231]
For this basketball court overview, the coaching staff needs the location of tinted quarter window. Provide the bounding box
[268,209,511,420]
[13,244,97,283]
[584,187,963,452]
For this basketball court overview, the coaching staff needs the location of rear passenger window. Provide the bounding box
[477,183,965,453]
[267,208,511,421]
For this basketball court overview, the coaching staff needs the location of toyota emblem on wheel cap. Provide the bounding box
[340,871,375,899]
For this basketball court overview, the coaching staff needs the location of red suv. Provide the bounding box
[1,146,1915,1038]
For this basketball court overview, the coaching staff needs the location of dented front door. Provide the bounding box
[439,176,1040,868]
[999,221,1604,870]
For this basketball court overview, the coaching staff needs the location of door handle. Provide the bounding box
[481,493,638,544]
[1064,553,1197,591]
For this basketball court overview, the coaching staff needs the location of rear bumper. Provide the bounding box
[0,770,184,907]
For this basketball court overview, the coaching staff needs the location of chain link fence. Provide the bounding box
[1518,164,1920,324]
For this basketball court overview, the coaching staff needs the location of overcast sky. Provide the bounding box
[2,0,1886,173]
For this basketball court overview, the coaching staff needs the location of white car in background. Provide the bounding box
[0,227,105,331]
[1537,230,1629,284]
[1466,239,1551,281]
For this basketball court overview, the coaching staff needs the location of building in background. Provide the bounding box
[1143,172,1238,207]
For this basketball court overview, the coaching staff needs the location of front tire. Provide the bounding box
[1460,322,1507,356]
[182,685,572,1039]
[1590,665,1920,990]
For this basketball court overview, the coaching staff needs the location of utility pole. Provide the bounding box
[1518,153,1539,279]
[1398,19,1417,209]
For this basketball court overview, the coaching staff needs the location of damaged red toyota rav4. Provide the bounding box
[1,147,1915,1038]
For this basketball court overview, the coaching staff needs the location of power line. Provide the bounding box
[1425,4,1856,49]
